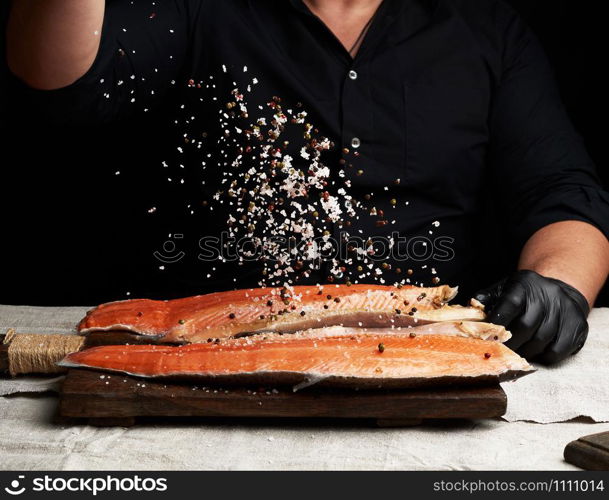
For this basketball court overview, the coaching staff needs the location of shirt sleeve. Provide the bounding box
[12,0,203,125]
[489,4,609,251]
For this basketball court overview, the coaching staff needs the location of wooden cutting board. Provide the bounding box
[59,368,507,427]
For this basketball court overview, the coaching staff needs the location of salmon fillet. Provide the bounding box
[78,284,485,343]
[60,333,532,389]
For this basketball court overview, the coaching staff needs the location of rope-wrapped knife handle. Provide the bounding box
[1,329,85,376]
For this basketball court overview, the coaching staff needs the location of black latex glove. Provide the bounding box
[474,270,589,364]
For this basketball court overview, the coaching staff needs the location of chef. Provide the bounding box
[7,0,609,363]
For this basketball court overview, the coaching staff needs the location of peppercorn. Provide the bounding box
[378,343,385,353]
[229,313,236,319]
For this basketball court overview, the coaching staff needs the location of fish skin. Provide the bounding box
[235,322,511,344]
[77,284,485,343]
[59,334,533,389]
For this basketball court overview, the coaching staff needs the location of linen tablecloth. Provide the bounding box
[1,305,608,470]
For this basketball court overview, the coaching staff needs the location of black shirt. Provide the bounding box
[13,0,609,303]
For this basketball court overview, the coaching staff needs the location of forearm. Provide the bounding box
[518,220,609,307]
[7,0,105,90]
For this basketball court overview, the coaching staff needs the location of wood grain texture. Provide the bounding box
[59,368,507,425]
[565,431,609,470]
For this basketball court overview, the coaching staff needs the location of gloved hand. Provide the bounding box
[474,270,589,364]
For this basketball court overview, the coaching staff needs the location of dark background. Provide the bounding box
[0,0,607,306]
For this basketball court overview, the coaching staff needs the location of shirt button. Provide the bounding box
[350,137,361,149]
[348,70,358,80]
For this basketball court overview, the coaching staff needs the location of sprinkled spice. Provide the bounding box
[334,297,341,303]
[228,313,236,319]
[300,311,306,316]
[395,309,402,315]
[164,68,429,288]
[409,332,417,338]
[377,343,385,353]
[484,353,492,359]
[266,300,273,307]
[178,319,186,325]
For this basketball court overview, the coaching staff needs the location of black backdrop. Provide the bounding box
[0,0,607,306]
